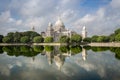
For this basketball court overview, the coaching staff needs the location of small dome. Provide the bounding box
[48,22,52,27]
[47,22,53,31]
[83,26,86,30]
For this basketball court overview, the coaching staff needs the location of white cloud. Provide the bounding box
[110,0,120,8]
[0,0,120,36]
[0,11,11,23]
[20,0,57,17]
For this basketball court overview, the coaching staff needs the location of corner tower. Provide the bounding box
[46,22,54,37]
[82,26,87,39]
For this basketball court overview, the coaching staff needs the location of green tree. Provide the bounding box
[2,36,12,43]
[22,31,40,42]
[70,34,82,43]
[33,36,44,43]
[115,33,120,42]
[13,32,21,43]
[44,37,53,43]
[7,32,14,42]
[59,36,70,43]
[97,36,108,42]
[0,35,3,43]
[83,37,91,42]
[115,28,120,35]
[91,35,98,42]
[109,33,115,42]
[20,36,30,43]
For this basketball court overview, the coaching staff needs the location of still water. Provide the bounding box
[0,46,120,80]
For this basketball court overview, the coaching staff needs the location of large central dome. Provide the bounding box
[54,17,65,31]
[55,18,64,27]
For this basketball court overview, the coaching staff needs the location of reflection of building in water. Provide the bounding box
[45,46,68,70]
[54,54,65,70]
[82,47,87,61]
[46,52,53,65]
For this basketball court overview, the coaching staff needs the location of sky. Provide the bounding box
[0,0,120,36]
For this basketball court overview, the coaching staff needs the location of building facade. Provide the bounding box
[42,18,87,42]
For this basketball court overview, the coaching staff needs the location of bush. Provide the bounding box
[20,36,30,43]
[44,37,53,43]
[33,36,44,43]
[70,34,82,43]
[2,36,12,43]
[59,36,70,43]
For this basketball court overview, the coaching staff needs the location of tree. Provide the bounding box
[33,36,44,43]
[13,32,21,43]
[59,36,70,43]
[22,31,40,42]
[97,36,105,42]
[2,36,12,43]
[83,37,91,42]
[0,35,3,43]
[20,36,30,43]
[91,35,109,42]
[109,33,115,42]
[70,34,82,43]
[7,32,14,42]
[44,37,53,43]
[91,35,98,42]
[115,28,120,35]
[115,33,120,42]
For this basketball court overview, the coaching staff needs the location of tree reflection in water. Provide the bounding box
[1,45,120,70]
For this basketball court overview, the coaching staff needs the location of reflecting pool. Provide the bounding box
[0,46,120,80]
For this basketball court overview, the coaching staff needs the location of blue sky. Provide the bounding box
[0,0,120,36]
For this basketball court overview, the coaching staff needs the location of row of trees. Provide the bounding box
[59,34,82,43]
[83,28,120,42]
[1,28,120,43]
[1,31,40,43]
[0,31,53,43]
[0,31,82,43]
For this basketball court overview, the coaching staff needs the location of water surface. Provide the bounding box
[0,46,120,80]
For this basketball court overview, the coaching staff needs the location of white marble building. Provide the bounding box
[42,18,87,42]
